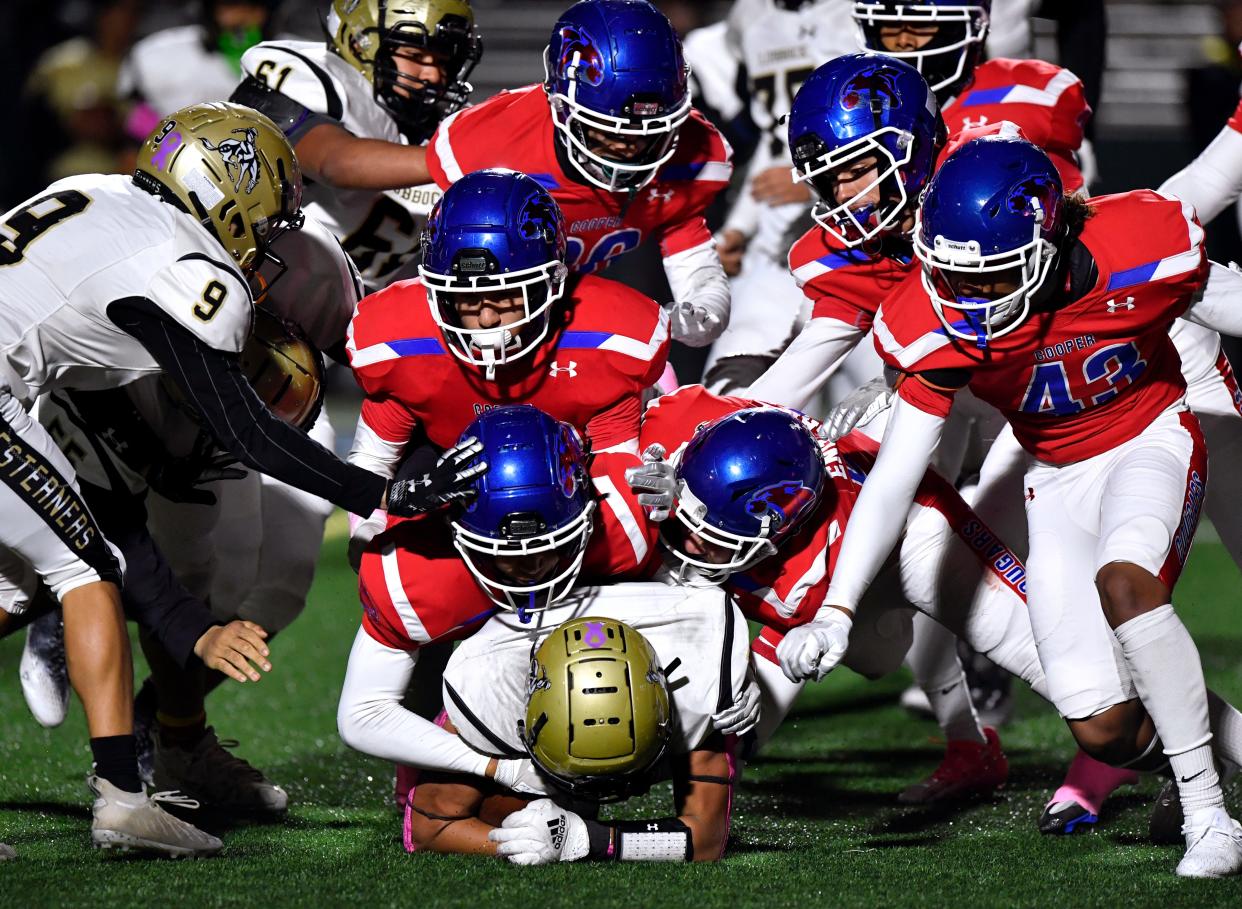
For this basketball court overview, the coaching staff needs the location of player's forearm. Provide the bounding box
[825,395,945,611]
[1158,109,1242,225]
[745,317,867,410]
[408,813,498,856]
[1186,261,1242,336]
[298,124,431,190]
[337,627,492,777]
[663,240,731,346]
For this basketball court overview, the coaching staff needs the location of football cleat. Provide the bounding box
[1039,799,1098,835]
[1149,777,1184,846]
[899,683,934,718]
[153,727,288,817]
[89,774,222,858]
[20,610,69,728]
[1176,806,1242,878]
[133,684,157,786]
[898,727,1008,804]
[0,842,14,861]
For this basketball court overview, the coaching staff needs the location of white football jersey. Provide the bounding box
[118,25,243,115]
[0,173,251,406]
[240,40,441,289]
[443,581,751,760]
[685,22,744,124]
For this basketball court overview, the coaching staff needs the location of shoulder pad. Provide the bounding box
[240,44,347,121]
[144,251,251,354]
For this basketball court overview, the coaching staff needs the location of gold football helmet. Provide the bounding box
[522,617,671,801]
[325,0,482,140]
[134,101,303,272]
[241,309,325,431]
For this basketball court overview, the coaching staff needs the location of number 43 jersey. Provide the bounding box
[239,40,441,289]
[0,173,252,405]
[875,190,1208,464]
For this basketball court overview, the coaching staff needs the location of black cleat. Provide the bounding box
[1150,777,1184,846]
[1039,799,1099,835]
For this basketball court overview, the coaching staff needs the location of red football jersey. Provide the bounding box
[875,191,1207,463]
[426,85,733,274]
[944,58,1089,192]
[347,272,670,453]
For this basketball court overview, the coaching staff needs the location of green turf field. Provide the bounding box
[2,517,1240,907]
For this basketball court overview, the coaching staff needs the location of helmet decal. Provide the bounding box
[1007,174,1060,222]
[582,621,608,648]
[517,191,560,243]
[556,25,605,86]
[554,426,579,498]
[200,127,261,194]
[745,481,818,529]
[840,67,900,116]
[149,124,183,171]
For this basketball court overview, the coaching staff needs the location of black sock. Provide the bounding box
[90,735,142,794]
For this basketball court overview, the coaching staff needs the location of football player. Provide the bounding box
[424,0,733,349]
[703,0,859,396]
[631,385,1048,802]
[405,605,745,864]
[0,101,462,857]
[230,0,481,291]
[805,134,1242,877]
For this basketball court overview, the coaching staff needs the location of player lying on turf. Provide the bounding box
[231,0,482,290]
[338,405,754,801]
[425,0,733,348]
[809,132,1242,877]
[628,385,1049,803]
[406,602,746,864]
[0,101,469,858]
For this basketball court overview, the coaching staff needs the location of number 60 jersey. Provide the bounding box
[0,173,252,405]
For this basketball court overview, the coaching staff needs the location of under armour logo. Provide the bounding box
[647,823,659,831]
[961,115,989,130]
[798,24,816,39]
[1105,296,1135,312]
[1025,487,1036,502]
[549,360,578,378]
[648,187,674,203]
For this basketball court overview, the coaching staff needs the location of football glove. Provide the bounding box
[625,443,676,521]
[385,437,486,518]
[777,607,854,683]
[664,298,726,347]
[146,451,246,506]
[491,758,553,796]
[489,798,590,865]
[824,376,894,441]
[711,665,761,737]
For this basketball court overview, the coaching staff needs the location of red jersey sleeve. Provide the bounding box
[582,450,661,581]
[789,227,886,330]
[425,88,537,187]
[653,110,733,257]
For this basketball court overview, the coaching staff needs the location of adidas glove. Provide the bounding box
[824,376,894,441]
[625,443,676,521]
[489,798,589,865]
[491,758,553,796]
[712,665,761,737]
[385,436,486,517]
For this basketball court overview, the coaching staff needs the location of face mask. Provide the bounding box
[217,25,264,74]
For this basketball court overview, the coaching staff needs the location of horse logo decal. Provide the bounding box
[200,127,261,194]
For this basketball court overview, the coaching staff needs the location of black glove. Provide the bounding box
[146,451,246,506]
[386,436,487,517]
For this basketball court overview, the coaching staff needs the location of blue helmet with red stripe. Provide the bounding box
[543,0,692,192]
[852,0,991,98]
[788,53,945,247]
[420,168,569,378]
[452,405,595,622]
[914,132,1064,347]
[666,408,827,581]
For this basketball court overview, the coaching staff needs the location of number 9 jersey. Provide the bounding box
[0,173,252,405]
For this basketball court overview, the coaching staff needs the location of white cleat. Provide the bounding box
[0,842,14,861]
[1176,806,1242,878]
[89,775,222,858]
[19,611,69,728]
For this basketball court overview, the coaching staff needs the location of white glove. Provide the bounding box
[624,443,676,521]
[488,798,590,865]
[711,666,761,736]
[776,608,854,683]
[490,758,552,796]
[824,376,894,441]
[664,299,726,347]
[347,509,388,573]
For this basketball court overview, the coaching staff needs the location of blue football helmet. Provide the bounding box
[420,168,569,378]
[914,131,1064,347]
[451,405,596,621]
[788,53,944,247]
[853,1,991,96]
[666,408,827,582]
[543,0,692,192]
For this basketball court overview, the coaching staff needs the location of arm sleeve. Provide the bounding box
[663,239,731,335]
[1186,261,1242,336]
[1158,103,1242,225]
[348,408,409,478]
[108,299,387,516]
[823,395,947,611]
[745,317,868,410]
[336,626,492,776]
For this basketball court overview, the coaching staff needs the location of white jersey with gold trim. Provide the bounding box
[240,40,441,289]
[443,582,751,760]
[0,172,251,406]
